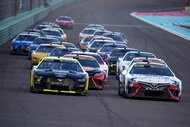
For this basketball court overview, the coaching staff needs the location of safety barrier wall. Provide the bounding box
[0,0,82,46]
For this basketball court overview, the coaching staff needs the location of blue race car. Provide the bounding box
[28,37,60,59]
[11,33,40,55]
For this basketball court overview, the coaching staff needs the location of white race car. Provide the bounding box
[116,51,156,78]
[118,62,182,101]
[79,28,97,41]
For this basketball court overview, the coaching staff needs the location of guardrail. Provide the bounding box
[0,0,82,46]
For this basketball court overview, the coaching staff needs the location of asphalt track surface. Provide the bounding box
[0,0,189,127]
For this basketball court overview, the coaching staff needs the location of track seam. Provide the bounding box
[95,91,137,127]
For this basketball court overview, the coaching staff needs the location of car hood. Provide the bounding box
[130,74,178,84]
[33,52,48,58]
[83,68,102,76]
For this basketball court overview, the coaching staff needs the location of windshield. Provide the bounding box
[129,65,174,76]
[124,53,155,61]
[15,35,38,41]
[63,44,75,48]
[38,59,83,72]
[83,37,93,43]
[110,50,128,57]
[43,30,61,37]
[50,49,71,56]
[100,45,116,52]
[33,38,60,44]
[77,58,99,68]
[130,59,165,67]
[104,34,123,41]
[82,30,96,34]
[58,17,71,21]
[35,26,47,30]
[71,53,104,64]
[94,31,107,36]
[36,46,57,53]
[91,41,107,48]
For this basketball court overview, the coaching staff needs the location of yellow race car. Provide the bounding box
[31,44,65,67]
[30,56,89,95]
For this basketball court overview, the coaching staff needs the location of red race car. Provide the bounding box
[55,16,74,29]
[64,54,105,89]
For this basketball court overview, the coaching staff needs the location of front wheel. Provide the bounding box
[118,81,123,96]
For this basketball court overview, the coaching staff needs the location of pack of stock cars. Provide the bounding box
[10,16,182,101]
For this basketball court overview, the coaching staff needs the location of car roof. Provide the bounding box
[113,47,137,51]
[126,51,154,55]
[18,33,40,36]
[39,44,63,46]
[64,54,95,60]
[43,56,79,63]
[91,39,116,43]
[132,62,167,67]
[71,51,100,55]
[42,28,60,32]
[83,28,98,31]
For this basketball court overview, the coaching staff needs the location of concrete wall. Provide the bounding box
[0,0,82,46]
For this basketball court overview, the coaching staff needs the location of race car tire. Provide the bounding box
[28,55,31,60]
[11,50,15,55]
[118,81,123,96]
[30,86,39,93]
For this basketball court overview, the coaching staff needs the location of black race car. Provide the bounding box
[30,57,89,95]
[106,48,138,74]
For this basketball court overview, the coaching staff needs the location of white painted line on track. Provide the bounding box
[75,22,156,28]
[152,7,184,11]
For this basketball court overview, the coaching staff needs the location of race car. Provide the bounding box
[30,57,89,95]
[79,28,97,41]
[49,47,81,57]
[118,62,182,101]
[102,32,128,45]
[97,43,127,60]
[116,51,156,78]
[34,22,61,30]
[106,48,138,74]
[42,28,64,42]
[49,28,67,42]
[86,24,105,30]
[86,39,116,53]
[31,44,64,67]
[71,51,109,82]
[79,35,94,50]
[11,33,40,55]
[92,30,112,36]
[64,54,105,89]
[119,57,167,85]
[79,35,114,51]
[28,37,60,59]
[86,36,114,47]
[55,16,74,29]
